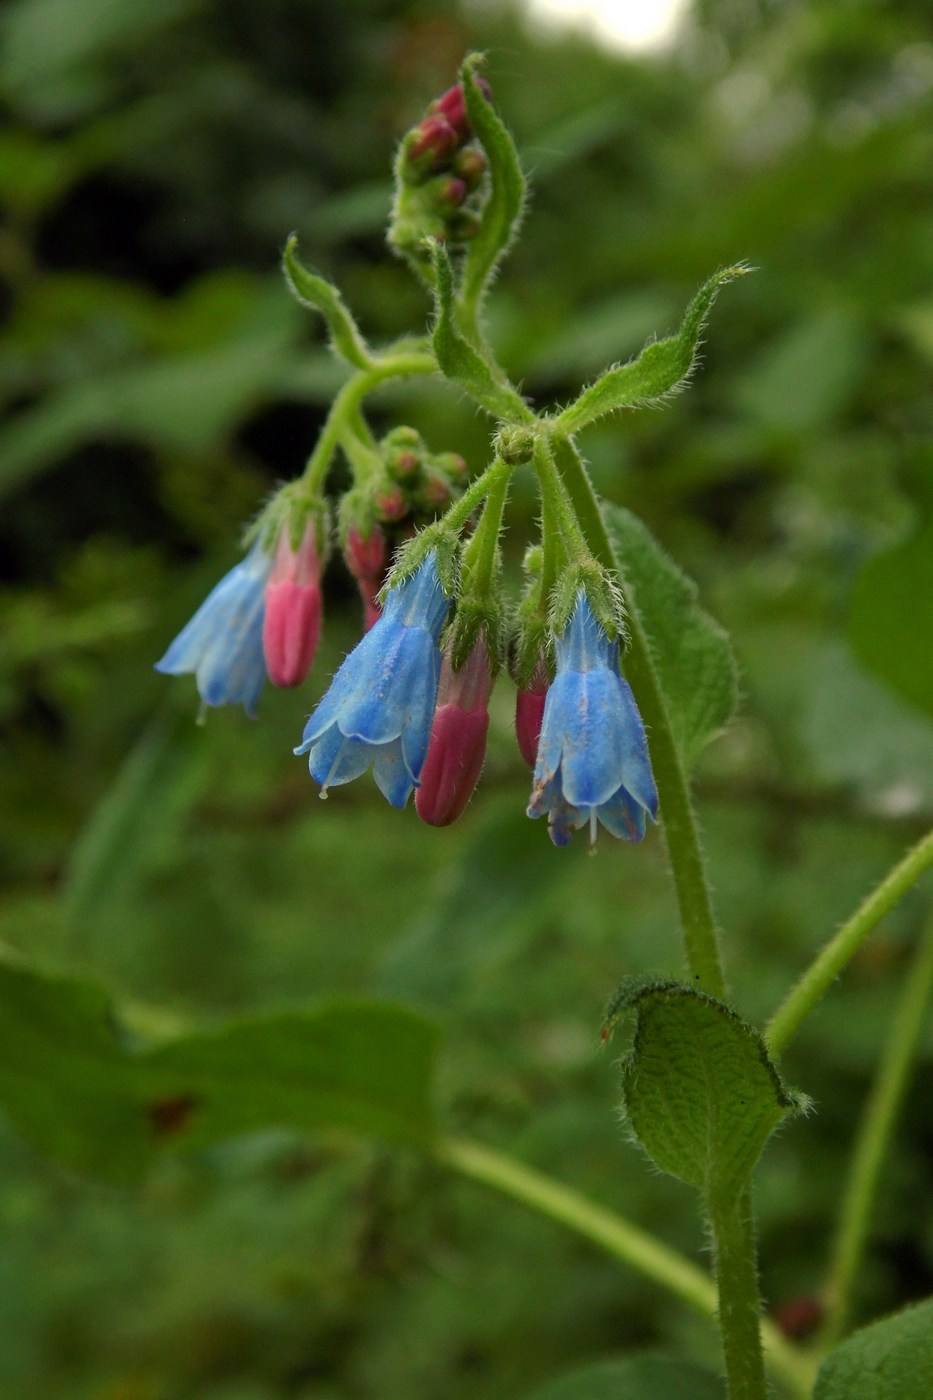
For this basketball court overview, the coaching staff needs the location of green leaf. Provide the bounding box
[612,981,802,1195]
[557,265,750,434]
[605,504,738,764]
[282,234,372,369]
[849,524,933,721]
[0,955,441,1182]
[459,53,527,317]
[814,1299,933,1400]
[429,241,531,423]
[522,1356,724,1400]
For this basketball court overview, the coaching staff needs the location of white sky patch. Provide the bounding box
[523,0,690,54]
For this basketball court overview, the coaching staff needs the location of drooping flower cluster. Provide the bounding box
[156,507,326,716]
[154,63,663,848]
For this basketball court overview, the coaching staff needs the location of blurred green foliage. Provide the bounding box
[1,0,932,1396]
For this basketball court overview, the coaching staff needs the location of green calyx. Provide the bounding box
[249,483,330,557]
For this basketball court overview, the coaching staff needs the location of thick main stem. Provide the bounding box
[820,917,933,1344]
[766,828,933,1056]
[551,434,726,999]
[708,1186,770,1400]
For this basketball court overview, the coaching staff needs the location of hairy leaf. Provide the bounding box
[282,234,372,369]
[557,265,749,433]
[430,240,531,422]
[459,53,527,315]
[814,1299,933,1400]
[612,981,803,1195]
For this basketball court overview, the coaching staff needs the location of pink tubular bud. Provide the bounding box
[344,523,387,583]
[262,521,323,687]
[416,643,493,827]
[515,660,549,767]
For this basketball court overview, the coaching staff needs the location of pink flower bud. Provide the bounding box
[429,79,491,141]
[262,521,323,688]
[344,523,387,583]
[416,643,493,827]
[433,176,468,211]
[403,115,459,177]
[515,660,549,767]
[374,485,408,522]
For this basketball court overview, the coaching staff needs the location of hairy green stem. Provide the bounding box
[301,350,436,493]
[551,434,727,1000]
[436,1136,813,1397]
[461,459,510,596]
[766,828,933,1056]
[708,1186,770,1400]
[820,917,933,1344]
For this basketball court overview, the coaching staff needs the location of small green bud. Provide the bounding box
[496,424,536,465]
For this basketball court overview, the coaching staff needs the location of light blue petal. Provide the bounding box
[372,738,415,808]
[384,553,450,638]
[553,670,631,809]
[336,626,438,747]
[527,769,561,820]
[196,587,266,715]
[155,543,272,714]
[306,726,374,789]
[555,593,616,673]
[616,676,659,817]
[297,618,406,749]
[398,643,441,782]
[547,798,585,847]
[598,786,648,842]
[531,678,573,789]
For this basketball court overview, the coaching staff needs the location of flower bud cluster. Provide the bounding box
[338,426,468,629]
[390,81,490,258]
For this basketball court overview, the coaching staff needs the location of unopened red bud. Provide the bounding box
[429,79,491,141]
[403,115,458,178]
[262,521,323,688]
[344,523,387,583]
[431,176,467,212]
[416,643,493,827]
[375,485,408,522]
[515,660,549,767]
